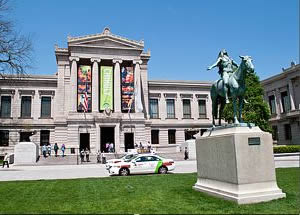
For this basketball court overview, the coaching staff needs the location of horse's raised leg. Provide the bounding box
[233,97,239,124]
[239,96,244,123]
[219,98,225,126]
[212,97,217,127]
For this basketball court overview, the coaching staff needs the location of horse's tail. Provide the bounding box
[211,84,218,122]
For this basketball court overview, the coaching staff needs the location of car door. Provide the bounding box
[145,156,160,173]
[130,156,148,174]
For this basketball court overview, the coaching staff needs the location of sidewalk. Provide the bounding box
[0,157,298,182]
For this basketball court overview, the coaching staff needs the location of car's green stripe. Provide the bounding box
[155,160,163,173]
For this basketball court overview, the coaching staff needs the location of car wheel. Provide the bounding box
[158,166,168,174]
[119,168,129,176]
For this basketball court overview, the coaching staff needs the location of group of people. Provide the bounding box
[135,141,153,153]
[80,148,90,163]
[42,143,65,158]
[105,142,114,153]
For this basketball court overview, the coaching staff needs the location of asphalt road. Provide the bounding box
[0,156,298,182]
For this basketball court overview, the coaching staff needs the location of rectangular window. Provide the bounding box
[183,99,191,118]
[0,130,9,146]
[198,100,207,118]
[151,130,159,145]
[272,125,278,141]
[41,97,51,118]
[0,96,11,118]
[149,99,159,119]
[21,96,31,118]
[168,130,176,144]
[268,95,276,115]
[40,130,50,146]
[284,124,292,140]
[281,91,291,113]
[166,99,175,118]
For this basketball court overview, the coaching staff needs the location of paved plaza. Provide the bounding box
[0,156,298,182]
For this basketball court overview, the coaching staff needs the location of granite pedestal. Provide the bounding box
[14,142,39,165]
[193,124,286,204]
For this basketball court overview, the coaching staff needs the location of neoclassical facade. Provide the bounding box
[0,28,212,155]
[261,62,300,145]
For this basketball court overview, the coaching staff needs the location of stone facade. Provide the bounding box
[0,28,212,155]
[261,63,300,145]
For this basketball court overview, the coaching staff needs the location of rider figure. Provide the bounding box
[207,49,238,104]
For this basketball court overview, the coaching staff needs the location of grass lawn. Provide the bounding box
[0,168,299,214]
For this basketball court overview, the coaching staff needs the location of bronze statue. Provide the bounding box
[209,52,254,126]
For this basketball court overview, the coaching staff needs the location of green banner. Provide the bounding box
[100,66,113,110]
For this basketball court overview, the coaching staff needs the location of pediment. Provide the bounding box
[68,34,144,50]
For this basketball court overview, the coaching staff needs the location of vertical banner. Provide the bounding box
[100,66,113,110]
[77,65,92,112]
[121,67,134,112]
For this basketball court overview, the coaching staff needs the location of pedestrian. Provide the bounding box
[97,150,101,163]
[184,147,189,160]
[2,153,9,168]
[47,143,52,156]
[61,144,66,157]
[42,144,47,158]
[147,141,151,152]
[54,143,59,157]
[80,149,85,163]
[109,142,114,153]
[105,142,109,153]
[85,148,90,162]
[134,143,138,149]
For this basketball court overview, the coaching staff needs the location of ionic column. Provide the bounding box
[113,59,122,112]
[133,60,143,113]
[69,57,79,112]
[288,80,296,110]
[91,58,101,112]
[276,88,283,114]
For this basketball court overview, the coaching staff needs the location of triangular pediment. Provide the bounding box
[68,28,144,50]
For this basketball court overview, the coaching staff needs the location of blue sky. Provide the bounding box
[11,0,299,81]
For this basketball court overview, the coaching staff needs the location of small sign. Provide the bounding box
[248,137,261,145]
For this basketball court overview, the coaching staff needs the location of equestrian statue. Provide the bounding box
[207,49,254,126]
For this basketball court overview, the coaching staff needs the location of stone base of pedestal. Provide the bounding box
[193,124,286,204]
[14,142,39,165]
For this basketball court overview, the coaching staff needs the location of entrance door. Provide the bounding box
[100,127,114,152]
[80,133,90,151]
[124,133,134,152]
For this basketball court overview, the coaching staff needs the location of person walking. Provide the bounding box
[80,149,85,163]
[109,143,114,153]
[61,144,66,157]
[147,141,151,153]
[42,144,47,158]
[2,153,9,168]
[85,148,90,162]
[96,150,101,163]
[54,143,59,157]
[184,147,189,160]
[47,144,52,156]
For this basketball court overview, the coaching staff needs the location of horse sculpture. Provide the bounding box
[211,56,254,126]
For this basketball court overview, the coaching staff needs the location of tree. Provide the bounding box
[0,0,33,77]
[223,70,272,133]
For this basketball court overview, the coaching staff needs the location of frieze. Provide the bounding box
[0,89,15,95]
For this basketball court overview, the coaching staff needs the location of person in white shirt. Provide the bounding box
[2,153,9,168]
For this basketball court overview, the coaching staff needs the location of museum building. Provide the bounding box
[0,28,212,155]
[261,62,300,145]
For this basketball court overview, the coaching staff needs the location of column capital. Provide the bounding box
[69,56,79,62]
[133,59,143,65]
[113,58,123,64]
[91,58,101,63]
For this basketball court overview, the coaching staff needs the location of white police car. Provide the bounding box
[107,154,175,176]
[105,153,138,170]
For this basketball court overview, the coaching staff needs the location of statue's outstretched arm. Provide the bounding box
[207,58,221,70]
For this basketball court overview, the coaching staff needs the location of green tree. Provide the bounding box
[223,71,272,132]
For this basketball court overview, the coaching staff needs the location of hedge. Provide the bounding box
[273,145,300,153]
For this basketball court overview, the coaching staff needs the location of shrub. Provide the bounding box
[273,145,300,153]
